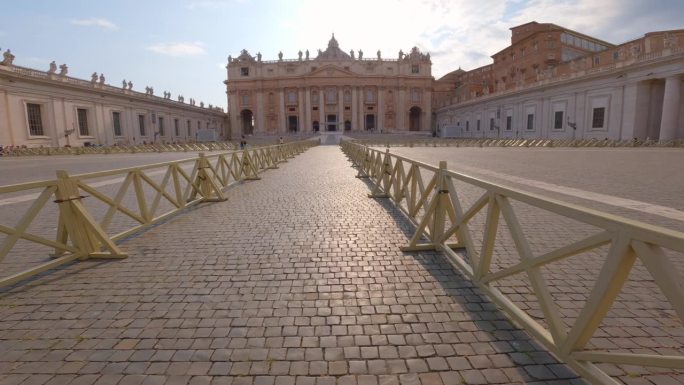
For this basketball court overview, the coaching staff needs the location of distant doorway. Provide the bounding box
[409,107,421,131]
[365,114,375,131]
[313,121,320,132]
[327,114,337,131]
[288,116,299,132]
[241,109,254,135]
[344,120,351,131]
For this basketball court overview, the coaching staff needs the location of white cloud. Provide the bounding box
[148,42,207,56]
[70,17,118,30]
[276,0,681,79]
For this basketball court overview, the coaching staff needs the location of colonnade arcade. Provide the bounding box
[234,83,425,135]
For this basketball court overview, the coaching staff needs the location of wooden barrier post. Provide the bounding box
[196,153,227,202]
[53,170,128,260]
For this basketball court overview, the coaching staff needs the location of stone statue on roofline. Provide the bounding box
[48,61,57,74]
[257,52,262,62]
[278,51,283,61]
[59,64,68,76]
[99,73,105,84]
[305,49,309,60]
[298,50,302,60]
[1,49,15,65]
[350,50,355,59]
[377,50,381,60]
[358,50,363,59]
[128,81,133,90]
[122,79,127,88]
[91,72,98,83]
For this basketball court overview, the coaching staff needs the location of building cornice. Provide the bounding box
[436,48,684,113]
[0,64,226,117]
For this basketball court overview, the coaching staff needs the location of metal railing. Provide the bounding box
[341,140,683,385]
[0,139,319,288]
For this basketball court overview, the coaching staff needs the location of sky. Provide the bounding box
[1,0,682,109]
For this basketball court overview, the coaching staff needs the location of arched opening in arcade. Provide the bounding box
[241,109,254,135]
[409,107,421,131]
[344,120,351,131]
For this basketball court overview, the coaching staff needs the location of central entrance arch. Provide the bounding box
[241,109,254,135]
[409,107,421,131]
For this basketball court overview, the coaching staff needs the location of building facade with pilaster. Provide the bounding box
[434,23,684,141]
[0,55,227,148]
[225,35,433,137]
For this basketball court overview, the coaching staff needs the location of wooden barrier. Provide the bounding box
[0,139,319,288]
[341,140,683,385]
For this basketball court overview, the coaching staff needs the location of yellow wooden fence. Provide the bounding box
[341,140,683,385]
[0,139,318,288]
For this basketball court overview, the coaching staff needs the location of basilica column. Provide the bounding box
[351,87,358,131]
[358,87,365,130]
[305,88,312,132]
[298,88,305,133]
[378,87,384,131]
[398,89,407,131]
[256,91,265,135]
[658,75,681,141]
[278,90,286,133]
[338,88,344,131]
[318,89,324,129]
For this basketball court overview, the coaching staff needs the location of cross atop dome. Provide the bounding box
[328,33,339,49]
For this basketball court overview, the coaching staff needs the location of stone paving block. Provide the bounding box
[2,146,659,385]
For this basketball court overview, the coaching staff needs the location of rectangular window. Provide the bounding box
[112,111,122,136]
[138,114,146,136]
[197,121,201,130]
[554,111,564,129]
[365,89,375,103]
[240,67,249,76]
[77,108,89,136]
[187,120,191,136]
[411,65,419,74]
[476,120,480,131]
[489,118,494,130]
[174,118,180,136]
[158,117,164,136]
[26,103,44,136]
[526,114,534,130]
[411,89,420,102]
[466,121,469,131]
[287,91,297,104]
[506,116,512,131]
[592,107,605,128]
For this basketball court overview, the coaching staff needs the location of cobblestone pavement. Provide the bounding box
[0,146,680,385]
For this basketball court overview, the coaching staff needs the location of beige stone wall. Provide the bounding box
[226,38,433,137]
[0,64,226,147]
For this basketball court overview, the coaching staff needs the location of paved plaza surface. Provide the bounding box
[0,144,682,385]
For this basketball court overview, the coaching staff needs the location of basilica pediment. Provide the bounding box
[307,65,357,78]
